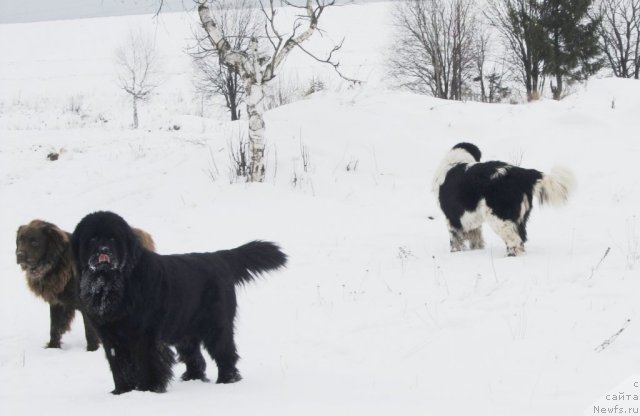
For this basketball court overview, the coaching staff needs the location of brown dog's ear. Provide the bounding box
[16,225,26,248]
[41,223,70,255]
[132,228,156,252]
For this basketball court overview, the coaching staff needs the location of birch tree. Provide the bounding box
[196,0,353,182]
[115,30,159,129]
[190,0,260,121]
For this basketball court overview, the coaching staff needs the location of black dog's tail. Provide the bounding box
[223,240,287,285]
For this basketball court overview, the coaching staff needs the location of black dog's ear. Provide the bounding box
[121,223,143,275]
[128,227,143,255]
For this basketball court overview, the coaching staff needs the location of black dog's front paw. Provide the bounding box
[45,340,61,349]
[111,387,133,395]
[86,343,100,352]
[149,384,167,393]
[110,381,136,395]
[181,371,209,382]
[216,369,242,384]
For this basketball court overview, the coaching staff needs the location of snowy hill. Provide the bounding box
[1,2,639,416]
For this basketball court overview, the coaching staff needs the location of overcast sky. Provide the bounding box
[0,0,381,24]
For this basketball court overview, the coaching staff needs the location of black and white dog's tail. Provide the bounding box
[223,241,288,285]
[534,166,576,207]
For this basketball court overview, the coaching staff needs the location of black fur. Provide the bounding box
[71,211,287,394]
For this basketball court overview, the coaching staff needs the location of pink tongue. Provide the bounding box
[98,254,111,263]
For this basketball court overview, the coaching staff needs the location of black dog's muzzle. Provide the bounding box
[89,246,119,271]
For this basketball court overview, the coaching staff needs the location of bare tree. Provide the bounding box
[486,62,512,102]
[388,0,478,100]
[596,0,640,79]
[450,0,478,100]
[472,27,512,103]
[190,0,260,121]
[485,0,547,101]
[115,30,160,129]
[195,0,355,182]
[194,56,244,120]
[473,29,491,101]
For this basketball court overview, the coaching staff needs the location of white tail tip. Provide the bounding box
[535,166,576,207]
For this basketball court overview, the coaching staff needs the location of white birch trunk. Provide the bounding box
[245,85,266,182]
[245,39,266,182]
[133,96,139,129]
[197,0,321,182]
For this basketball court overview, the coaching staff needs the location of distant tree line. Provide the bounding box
[388,0,640,102]
[112,0,638,182]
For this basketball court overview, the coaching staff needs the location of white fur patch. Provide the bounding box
[519,195,530,223]
[431,148,477,193]
[460,199,489,231]
[486,213,524,255]
[490,166,510,180]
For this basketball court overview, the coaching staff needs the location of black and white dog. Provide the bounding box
[432,142,576,256]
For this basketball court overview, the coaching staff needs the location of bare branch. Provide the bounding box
[197,1,251,74]
[153,0,164,18]
[268,0,323,78]
[294,38,361,84]
[596,0,640,78]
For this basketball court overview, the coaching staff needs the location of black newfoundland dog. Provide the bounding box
[71,211,287,394]
[432,142,576,256]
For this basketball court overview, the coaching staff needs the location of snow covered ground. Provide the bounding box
[1,2,639,416]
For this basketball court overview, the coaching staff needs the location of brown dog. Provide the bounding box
[16,219,155,351]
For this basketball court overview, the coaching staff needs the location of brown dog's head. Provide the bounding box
[16,220,69,273]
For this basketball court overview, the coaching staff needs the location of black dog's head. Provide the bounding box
[16,220,69,273]
[72,211,143,322]
[71,211,142,275]
[452,142,482,162]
